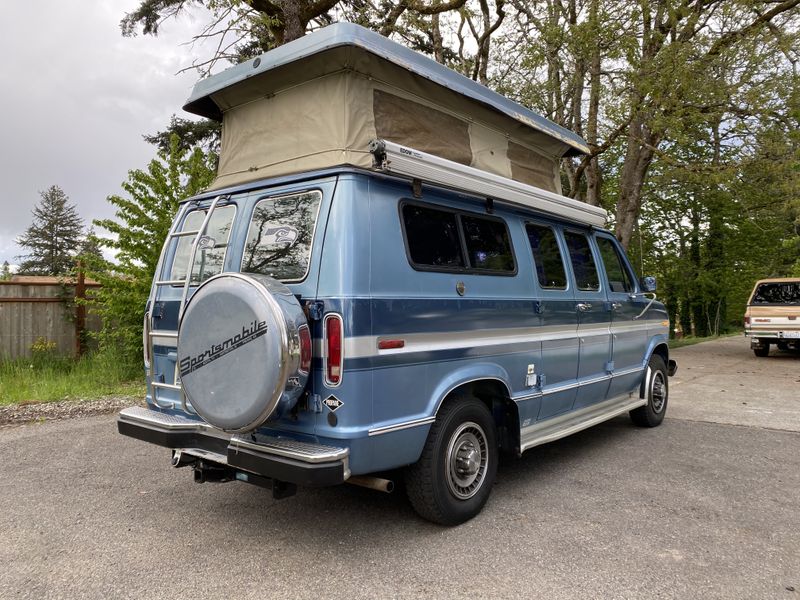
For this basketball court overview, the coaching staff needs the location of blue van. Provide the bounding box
[118,24,676,525]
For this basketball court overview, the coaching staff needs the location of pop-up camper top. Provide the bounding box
[183,22,589,195]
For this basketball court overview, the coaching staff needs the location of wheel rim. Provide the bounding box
[650,370,667,414]
[445,421,488,500]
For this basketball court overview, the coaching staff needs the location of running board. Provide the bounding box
[520,393,646,453]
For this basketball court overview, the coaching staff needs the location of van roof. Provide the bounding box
[183,22,589,158]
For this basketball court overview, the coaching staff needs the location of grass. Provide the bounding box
[669,330,742,349]
[0,348,145,406]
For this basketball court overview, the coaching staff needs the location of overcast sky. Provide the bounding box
[0,1,216,265]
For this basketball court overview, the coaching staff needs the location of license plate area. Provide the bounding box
[778,331,800,339]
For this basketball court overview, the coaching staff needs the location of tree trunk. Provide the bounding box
[614,116,658,248]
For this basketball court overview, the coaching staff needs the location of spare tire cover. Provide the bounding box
[177,273,308,432]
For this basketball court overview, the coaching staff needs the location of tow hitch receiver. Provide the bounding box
[186,455,298,499]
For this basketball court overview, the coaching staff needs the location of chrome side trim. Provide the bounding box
[337,320,667,360]
[519,393,647,452]
[368,416,436,437]
[512,366,645,401]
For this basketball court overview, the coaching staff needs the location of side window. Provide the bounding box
[402,204,464,268]
[170,205,236,284]
[401,203,516,274]
[564,231,600,292]
[596,236,633,293]
[241,190,322,282]
[525,224,567,289]
[461,215,515,272]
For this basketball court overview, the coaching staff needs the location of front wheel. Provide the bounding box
[630,355,668,427]
[405,396,497,525]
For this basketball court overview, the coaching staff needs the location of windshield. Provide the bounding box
[241,190,322,282]
[751,282,800,305]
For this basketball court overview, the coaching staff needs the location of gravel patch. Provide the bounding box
[0,396,143,427]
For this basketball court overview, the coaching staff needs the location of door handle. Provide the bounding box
[576,302,592,312]
[611,302,623,310]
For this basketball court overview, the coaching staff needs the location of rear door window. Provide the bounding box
[751,282,800,305]
[526,224,567,289]
[564,231,600,291]
[241,190,322,282]
[170,205,236,284]
[596,236,633,293]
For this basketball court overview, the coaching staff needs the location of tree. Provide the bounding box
[77,227,106,270]
[497,0,800,248]
[1,261,11,281]
[86,135,215,361]
[16,185,84,275]
[144,115,221,156]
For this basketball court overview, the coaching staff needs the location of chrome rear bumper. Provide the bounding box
[118,406,349,486]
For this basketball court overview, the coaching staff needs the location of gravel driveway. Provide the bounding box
[1,336,798,599]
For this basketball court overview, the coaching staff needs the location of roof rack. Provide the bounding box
[368,139,607,228]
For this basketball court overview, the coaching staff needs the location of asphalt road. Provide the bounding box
[1,336,798,599]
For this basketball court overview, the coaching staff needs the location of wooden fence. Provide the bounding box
[0,274,102,360]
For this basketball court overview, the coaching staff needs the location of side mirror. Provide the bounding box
[641,276,657,292]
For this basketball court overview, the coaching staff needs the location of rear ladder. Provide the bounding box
[145,195,227,412]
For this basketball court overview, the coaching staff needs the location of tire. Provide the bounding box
[405,396,498,525]
[630,355,668,427]
[777,342,788,352]
[753,345,770,357]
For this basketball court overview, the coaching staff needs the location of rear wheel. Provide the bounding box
[405,396,497,525]
[753,345,770,357]
[630,355,668,427]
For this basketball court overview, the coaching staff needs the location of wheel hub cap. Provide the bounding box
[446,422,488,500]
[651,371,666,413]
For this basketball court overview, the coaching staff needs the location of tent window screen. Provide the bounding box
[373,90,472,166]
[241,190,322,282]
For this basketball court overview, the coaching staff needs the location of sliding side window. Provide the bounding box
[564,231,600,292]
[402,203,515,274]
[402,204,465,269]
[526,224,567,289]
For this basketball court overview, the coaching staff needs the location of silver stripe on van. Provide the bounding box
[335,319,667,360]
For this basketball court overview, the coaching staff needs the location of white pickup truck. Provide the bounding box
[744,278,800,357]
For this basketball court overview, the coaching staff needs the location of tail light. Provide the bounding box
[298,325,312,375]
[325,314,343,386]
[143,312,151,370]
[744,316,750,326]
